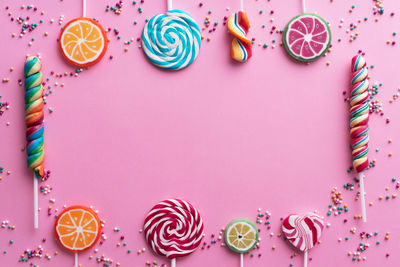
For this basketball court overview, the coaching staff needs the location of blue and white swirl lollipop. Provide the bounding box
[142,9,201,71]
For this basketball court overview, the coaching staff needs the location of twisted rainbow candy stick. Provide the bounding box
[24,56,45,229]
[349,55,369,222]
[24,56,45,178]
[227,11,252,62]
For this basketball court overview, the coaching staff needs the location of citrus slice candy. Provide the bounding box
[59,17,108,67]
[224,219,259,254]
[283,13,331,62]
[55,205,101,253]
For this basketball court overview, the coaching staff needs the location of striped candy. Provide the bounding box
[349,55,369,173]
[227,11,252,62]
[144,199,204,259]
[282,213,324,252]
[24,56,45,178]
[142,10,201,70]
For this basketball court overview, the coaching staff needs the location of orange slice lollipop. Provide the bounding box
[59,17,108,67]
[55,205,101,253]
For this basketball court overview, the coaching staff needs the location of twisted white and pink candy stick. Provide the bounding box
[350,55,370,222]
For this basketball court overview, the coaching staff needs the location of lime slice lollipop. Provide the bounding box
[225,219,259,254]
[283,13,331,62]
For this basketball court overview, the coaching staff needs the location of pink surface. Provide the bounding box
[1,0,400,266]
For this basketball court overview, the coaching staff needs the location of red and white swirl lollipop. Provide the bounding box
[282,213,324,267]
[144,199,204,267]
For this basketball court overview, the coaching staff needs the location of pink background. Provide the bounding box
[1,0,400,266]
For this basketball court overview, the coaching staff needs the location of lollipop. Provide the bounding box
[24,56,45,229]
[59,0,108,67]
[282,0,331,62]
[224,219,259,267]
[141,0,201,70]
[144,199,204,267]
[55,205,101,267]
[349,55,370,222]
[282,213,324,267]
[227,0,252,62]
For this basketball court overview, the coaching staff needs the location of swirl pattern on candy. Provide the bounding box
[282,213,324,252]
[142,10,201,70]
[227,11,252,62]
[350,55,369,173]
[144,199,204,259]
[24,56,45,178]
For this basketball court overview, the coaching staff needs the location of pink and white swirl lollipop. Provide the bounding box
[282,213,324,267]
[144,199,204,267]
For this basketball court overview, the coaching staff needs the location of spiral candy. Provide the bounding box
[227,11,252,62]
[142,10,201,70]
[349,55,369,173]
[24,56,45,178]
[144,199,204,259]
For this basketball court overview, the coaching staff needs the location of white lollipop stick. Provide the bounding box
[302,0,306,13]
[304,250,308,267]
[75,253,79,267]
[167,0,173,11]
[83,0,86,17]
[33,174,39,229]
[359,172,367,222]
[240,253,243,267]
[171,258,176,267]
[240,0,244,11]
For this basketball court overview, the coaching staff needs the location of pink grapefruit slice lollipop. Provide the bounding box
[283,13,331,62]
